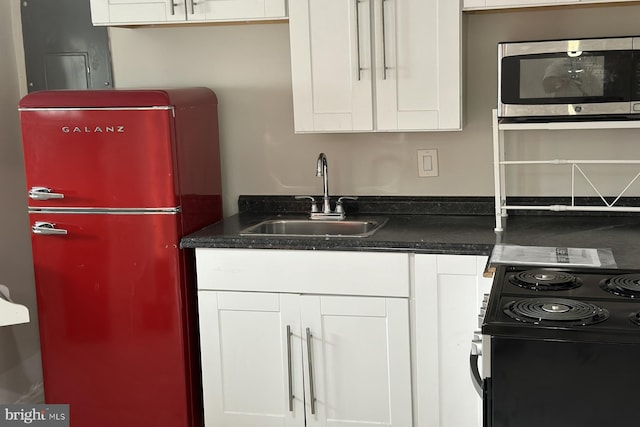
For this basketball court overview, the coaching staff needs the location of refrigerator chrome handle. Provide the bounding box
[32,221,68,236]
[29,187,64,200]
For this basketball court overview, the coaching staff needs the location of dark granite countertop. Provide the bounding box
[181,196,640,270]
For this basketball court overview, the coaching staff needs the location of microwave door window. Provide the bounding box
[501,51,632,105]
[541,57,604,98]
[521,56,605,99]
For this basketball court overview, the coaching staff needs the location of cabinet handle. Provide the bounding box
[189,0,196,15]
[306,327,316,415]
[355,0,362,81]
[286,325,294,412]
[381,0,389,80]
[169,0,175,15]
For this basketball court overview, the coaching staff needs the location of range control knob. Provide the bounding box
[471,332,483,356]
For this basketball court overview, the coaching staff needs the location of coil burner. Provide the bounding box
[509,269,582,291]
[601,274,640,298]
[504,297,609,326]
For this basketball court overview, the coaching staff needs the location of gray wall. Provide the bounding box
[108,3,640,216]
[0,0,42,403]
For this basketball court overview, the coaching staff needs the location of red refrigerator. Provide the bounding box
[18,88,222,427]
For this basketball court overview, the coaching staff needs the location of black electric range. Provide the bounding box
[473,264,640,427]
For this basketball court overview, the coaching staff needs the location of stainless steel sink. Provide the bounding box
[239,217,388,238]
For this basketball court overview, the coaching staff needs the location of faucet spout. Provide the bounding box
[316,153,330,213]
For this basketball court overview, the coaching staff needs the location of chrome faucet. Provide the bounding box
[295,152,358,220]
[316,153,331,214]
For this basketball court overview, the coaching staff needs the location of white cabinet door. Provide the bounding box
[486,0,577,6]
[192,0,287,21]
[463,1,636,13]
[413,254,492,427]
[198,291,305,427]
[289,0,461,132]
[301,295,413,427]
[375,0,460,130]
[464,0,585,10]
[288,0,374,132]
[91,0,186,25]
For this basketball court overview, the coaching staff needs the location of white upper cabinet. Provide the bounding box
[464,0,634,11]
[90,0,287,26]
[288,0,462,132]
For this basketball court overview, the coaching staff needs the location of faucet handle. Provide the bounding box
[337,196,358,203]
[295,195,319,212]
[335,196,358,214]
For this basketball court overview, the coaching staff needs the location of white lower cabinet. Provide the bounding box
[412,254,493,427]
[195,249,413,427]
[195,248,494,427]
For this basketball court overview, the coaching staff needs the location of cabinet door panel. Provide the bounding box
[464,0,580,8]
[301,295,412,427]
[198,291,304,427]
[375,0,437,130]
[289,0,374,132]
[485,0,577,5]
[196,0,286,20]
[375,0,460,130]
[93,0,186,24]
[436,272,483,427]
[413,254,490,427]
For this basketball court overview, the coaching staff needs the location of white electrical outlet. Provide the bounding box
[417,149,438,177]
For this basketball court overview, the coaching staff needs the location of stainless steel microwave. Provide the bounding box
[498,36,640,121]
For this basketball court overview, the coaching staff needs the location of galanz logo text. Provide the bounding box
[61,126,125,133]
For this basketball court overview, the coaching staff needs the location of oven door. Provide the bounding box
[498,38,639,118]
[487,336,640,427]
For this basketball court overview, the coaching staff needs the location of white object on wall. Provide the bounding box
[0,285,30,327]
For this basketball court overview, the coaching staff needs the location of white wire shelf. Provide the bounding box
[492,109,640,232]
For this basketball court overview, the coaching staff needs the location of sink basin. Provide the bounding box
[239,217,388,238]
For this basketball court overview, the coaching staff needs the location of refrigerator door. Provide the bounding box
[20,105,178,209]
[30,212,199,427]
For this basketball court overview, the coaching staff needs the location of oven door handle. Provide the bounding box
[470,344,483,397]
